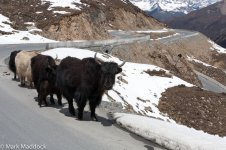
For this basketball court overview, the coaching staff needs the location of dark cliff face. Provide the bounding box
[166,0,226,48]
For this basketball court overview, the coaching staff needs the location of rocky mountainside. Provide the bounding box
[129,0,221,21]
[167,0,226,48]
[0,0,165,40]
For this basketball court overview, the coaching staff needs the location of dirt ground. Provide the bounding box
[159,85,226,137]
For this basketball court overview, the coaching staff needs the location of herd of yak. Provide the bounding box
[8,50,125,121]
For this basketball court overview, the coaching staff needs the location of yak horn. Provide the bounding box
[118,60,126,67]
[55,54,58,60]
[94,52,104,64]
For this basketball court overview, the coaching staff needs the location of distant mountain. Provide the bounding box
[129,0,222,21]
[167,0,226,48]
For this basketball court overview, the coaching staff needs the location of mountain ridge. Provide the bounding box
[166,0,226,48]
[129,0,222,21]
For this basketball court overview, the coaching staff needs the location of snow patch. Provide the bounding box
[53,11,71,14]
[114,113,226,150]
[208,40,226,53]
[187,56,216,68]
[41,0,83,10]
[0,31,56,44]
[0,14,14,33]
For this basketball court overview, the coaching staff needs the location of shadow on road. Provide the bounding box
[144,145,155,150]
[59,107,113,127]
[33,96,67,108]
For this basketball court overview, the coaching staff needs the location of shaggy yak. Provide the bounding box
[31,54,62,107]
[56,53,125,121]
[9,50,21,80]
[15,50,39,87]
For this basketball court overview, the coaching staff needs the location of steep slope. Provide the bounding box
[167,0,226,48]
[129,0,221,21]
[0,0,165,40]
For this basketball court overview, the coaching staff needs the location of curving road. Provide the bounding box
[0,46,165,150]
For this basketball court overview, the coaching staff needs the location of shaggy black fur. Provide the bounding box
[31,54,62,107]
[8,50,21,80]
[57,56,122,121]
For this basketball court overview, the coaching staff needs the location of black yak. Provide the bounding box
[8,50,21,80]
[56,53,125,121]
[31,54,62,107]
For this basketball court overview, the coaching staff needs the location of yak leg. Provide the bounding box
[39,93,48,107]
[20,76,25,86]
[68,98,75,116]
[56,92,62,106]
[39,82,48,107]
[50,94,55,105]
[63,89,75,115]
[77,94,87,120]
[89,96,102,121]
[89,101,98,121]
[38,94,43,107]
[13,73,17,80]
[44,97,48,106]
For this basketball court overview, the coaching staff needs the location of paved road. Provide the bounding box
[0,46,165,150]
[157,29,199,44]
[195,71,226,93]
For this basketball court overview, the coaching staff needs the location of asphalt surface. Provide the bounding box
[195,71,226,93]
[0,46,165,150]
[158,29,199,44]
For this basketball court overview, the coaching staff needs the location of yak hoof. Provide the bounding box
[69,109,76,116]
[78,112,83,121]
[91,115,98,121]
[20,83,25,87]
[50,99,55,105]
[58,101,62,106]
[77,117,83,121]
